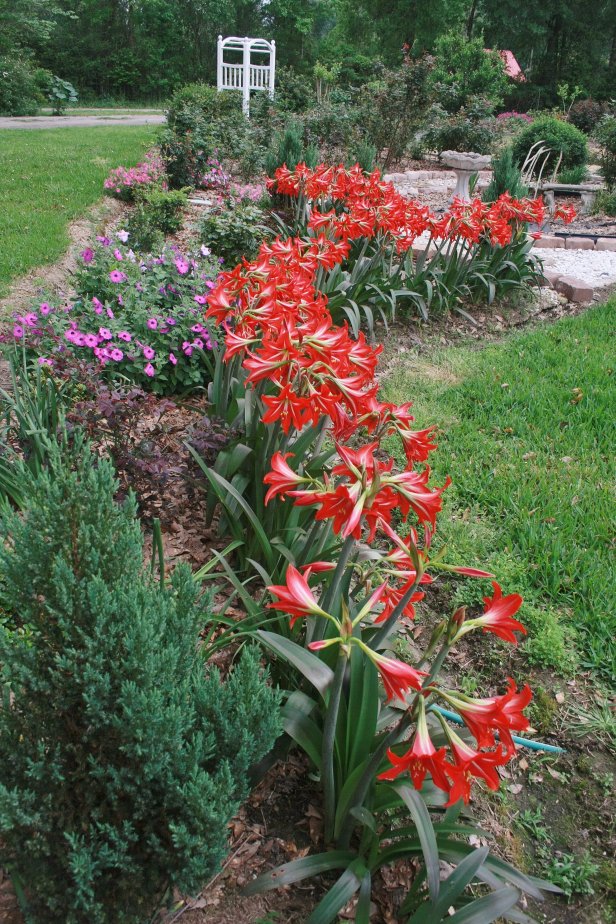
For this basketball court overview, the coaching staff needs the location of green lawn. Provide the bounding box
[382,302,616,681]
[0,126,156,296]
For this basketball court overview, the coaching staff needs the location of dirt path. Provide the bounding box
[0,114,165,130]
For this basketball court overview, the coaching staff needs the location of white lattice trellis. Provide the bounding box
[216,35,276,117]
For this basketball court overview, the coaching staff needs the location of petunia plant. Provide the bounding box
[5,235,222,395]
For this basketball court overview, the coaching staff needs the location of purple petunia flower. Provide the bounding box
[191,323,204,333]
[118,331,132,342]
[169,353,177,365]
[37,357,53,366]
[110,348,124,361]
[144,363,155,377]
[109,270,127,283]
[175,258,190,275]
[99,327,113,340]
[13,325,24,339]
[97,236,111,246]
[147,318,158,330]
[81,248,95,263]
[113,249,123,261]
[39,302,51,316]
[193,338,204,349]
[84,334,99,348]
[182,341,193,356]
[24,313,38,327]
[143,346,155,360]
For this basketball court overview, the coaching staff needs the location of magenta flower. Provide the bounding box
[166,318,177,326]
[97,236,111,246]
[37,357,53,366]
[143,346,155,360]
[113,249,123,261]
[73,333,86,346]
[169,352,177,365]
[99,327,113,340]
[84,334,99,348]
[109,270,127,283]
[106,308,115,319]
[81,248,95,263]
[193,338,204,349]
[147,318,158,330]
[191,323,204,333]
[175,258,190,275]
[39,302,51,316]
[13,324,24,339]
[109,348,124,361]
[92,297,104,314]
[182,341,193,356]
[144,363,155,377]
[24,313,38,327]
[205,280,215,289]
[118,331,132,342]
[194,295,207,305]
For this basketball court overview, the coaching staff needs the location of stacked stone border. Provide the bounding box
[531,236,616,304]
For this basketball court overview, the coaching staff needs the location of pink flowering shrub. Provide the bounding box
[198,156,230,191]
[5,234,222,394]
[103,150,168,202]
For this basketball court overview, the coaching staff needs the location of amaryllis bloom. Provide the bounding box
[118,331,132,342]
[442,729,509,806]
[457,582,526,644]
[116,229,129,242]
[169,353,177,365]
[367,649,426,703]
[379,701,450,793]
[144,363,155,377]
[147,318,158,330]
[143,346,155,360]
[442,680,532,754]
[81,248,94,263]
[264,452,310,504]
[109,270,127,283]
[268,564,333,629]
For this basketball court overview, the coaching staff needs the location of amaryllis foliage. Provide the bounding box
[197,165,560,921]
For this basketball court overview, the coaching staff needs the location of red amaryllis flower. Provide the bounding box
[363,648,426,703]
[442,728,510,806]
[378,701,450,793]
[267,564,333,628]
[460,581,526,643]
[443,680,533,754]
[384,467,451,530]
[264,452,312,504]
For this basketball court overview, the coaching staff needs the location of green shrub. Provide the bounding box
[348,139,377,173]
[161,83,248,188]
[46,75,78,115]
[264,123,319,175]
[595,115,616,189]
[425,107,495,155]
[200,200,271,267]
[430,31,508,114]
[512,116,588,172]
[356,58,433,168]
[0,54,42,116]
[483,146,528,200]
[0,436,281,924]
[128,186,188,250]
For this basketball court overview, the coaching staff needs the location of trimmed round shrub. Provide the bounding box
[512,116,588,172]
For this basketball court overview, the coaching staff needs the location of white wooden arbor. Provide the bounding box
[216,35,276,117]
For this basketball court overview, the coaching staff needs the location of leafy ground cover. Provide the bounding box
[0,126,155,295]
[382,300,616,681]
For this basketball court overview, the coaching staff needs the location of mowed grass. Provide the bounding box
[382,301,616,681]
[0,126,156,295]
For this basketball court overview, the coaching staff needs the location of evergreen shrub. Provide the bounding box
[512,116,588,172]
[0,437,281,923]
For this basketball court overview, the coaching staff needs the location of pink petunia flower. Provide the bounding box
[143,346,155,360]
[99,327,113,340]
[109,348,124,361]
[116,229,130,243]
[13,325,24,339]
[175,258,190,275]
[169,352,177,365]
[81,248,95,263]
[84,334,99,348]
[39,302,52,316]
[144,363,155,377]
[147,318,158,330]
[118,331,132,342]
[109,270,127,283]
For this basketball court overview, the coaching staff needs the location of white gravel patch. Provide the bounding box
[537,248,616,288]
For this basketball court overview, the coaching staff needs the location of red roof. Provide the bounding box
[486,49,526,82]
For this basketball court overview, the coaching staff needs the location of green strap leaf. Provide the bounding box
[306,859,367,924]
[243,850,356,894]
[258,630,334,697]
[390,782,440,903]
[448,887,521,924]
[408,847,489,924]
